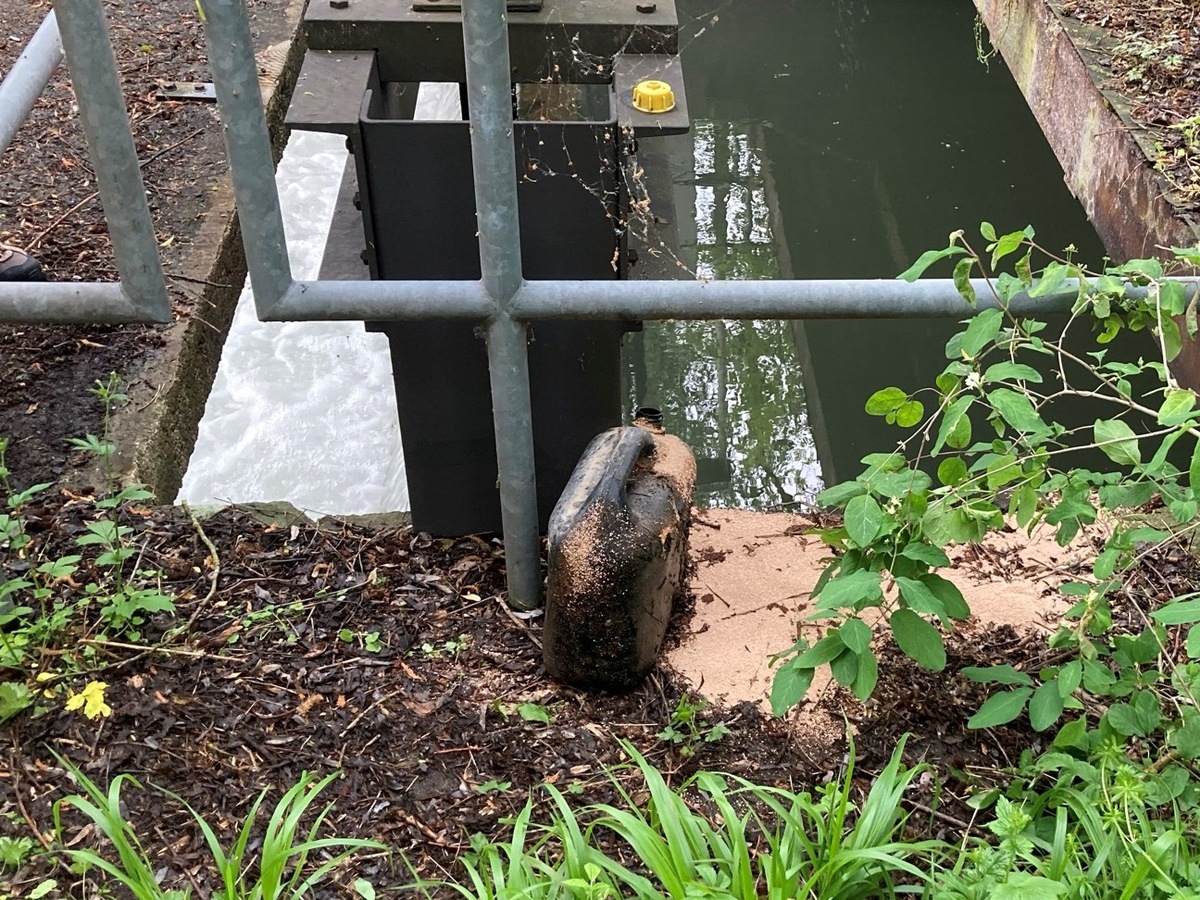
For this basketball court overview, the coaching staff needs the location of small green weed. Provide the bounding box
[0,835,35,869]
[417,634,469,659]
[226,600,307,646]
[339,627,383,653]
[474,779,512,794]
[656,694,730,757]
[491,699,554,725]
[0,374,176,723]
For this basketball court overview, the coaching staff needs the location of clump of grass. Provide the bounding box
[52,754,382,899]
[580,738,941,900]
[412,736,944,900]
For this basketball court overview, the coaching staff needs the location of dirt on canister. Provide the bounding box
[543,424,696,690]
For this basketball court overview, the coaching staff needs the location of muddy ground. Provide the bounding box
[0,496,1130,896]
[1,493,1197,896]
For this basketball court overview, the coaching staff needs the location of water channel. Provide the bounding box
[633,0,1105,510]
[180,0,1105,517]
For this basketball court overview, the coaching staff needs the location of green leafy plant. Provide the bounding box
[410,736,944,900]
[227,599,307,646]
[937,761,1200,898]
[771,226,1200,727]
[0,375,179,722]
[67,380,174,638]
[0,835,35,869]
[517,701,552,725]
[474,779,513,794]
[338,627,383,653]
[0,682,33,724]
[763,223,1200,897]
[585,738,942,900]
[65,372,125,494]
[418,634,470,659]
[53,755,383,899]
[655,694,730,757]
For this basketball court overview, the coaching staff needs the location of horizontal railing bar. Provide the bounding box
[0,10,63,160]
[513,277,1200,320]
[0,282,157,323]
[247,276,1200,323]
[263,278,495,321]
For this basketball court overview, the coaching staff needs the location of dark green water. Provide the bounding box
[623,0,1106,508]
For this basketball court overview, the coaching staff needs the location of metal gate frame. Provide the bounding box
[3,0,1190,609]
[0,5,168,323]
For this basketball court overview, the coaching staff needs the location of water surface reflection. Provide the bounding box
[626,0,1105,505]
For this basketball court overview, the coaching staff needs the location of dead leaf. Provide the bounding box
[296,693,323,717]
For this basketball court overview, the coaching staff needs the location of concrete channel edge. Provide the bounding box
[118,18,309,504]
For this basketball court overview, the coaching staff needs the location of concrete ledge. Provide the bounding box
[974,0,1199,260]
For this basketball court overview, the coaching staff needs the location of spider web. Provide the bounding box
[509,2,737,278]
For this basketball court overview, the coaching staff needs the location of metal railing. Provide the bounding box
[4,1,1194,608]
[0,3,169,323]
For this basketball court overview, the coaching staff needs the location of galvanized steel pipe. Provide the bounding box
[201,0,293,316]
[463,0,542,610]
[513,277,1200,320]
[53,0,169,321]
[0,281,151,323]
[0,11,64,161]
[272,279,494,322]
[259,276,1200,324]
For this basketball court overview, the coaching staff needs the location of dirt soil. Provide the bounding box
[1055,0,1200,212]
[3,498,1197,896]
[671,508,1079,714]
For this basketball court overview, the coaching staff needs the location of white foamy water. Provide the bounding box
[177,130,408,516]
[178,84,466,516]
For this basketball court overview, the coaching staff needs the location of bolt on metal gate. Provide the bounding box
[2,0,1188,609]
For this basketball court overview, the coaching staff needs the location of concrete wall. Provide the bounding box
[973,0,1200,385]
[973,0,1197,257]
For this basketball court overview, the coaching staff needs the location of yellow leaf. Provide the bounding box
[65,681,112,720]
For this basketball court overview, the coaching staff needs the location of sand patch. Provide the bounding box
[669,508,1091,713]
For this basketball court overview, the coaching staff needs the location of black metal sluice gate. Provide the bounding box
[286,0,689,535]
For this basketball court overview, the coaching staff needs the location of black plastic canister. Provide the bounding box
[543,421,696,690]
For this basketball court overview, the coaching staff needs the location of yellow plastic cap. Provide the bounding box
[632,79,676,114]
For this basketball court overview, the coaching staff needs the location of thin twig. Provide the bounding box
[137,126,206,170]
[165,272,233,288]
[11,765,53,850]
[183,501,222,630]
[344,689,404,734]
[27,191,99,249]
[75,638,211,657]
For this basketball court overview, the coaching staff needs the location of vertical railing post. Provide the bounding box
[52,0,168,320]
[462,0,542,610]
[200,0,293,314]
